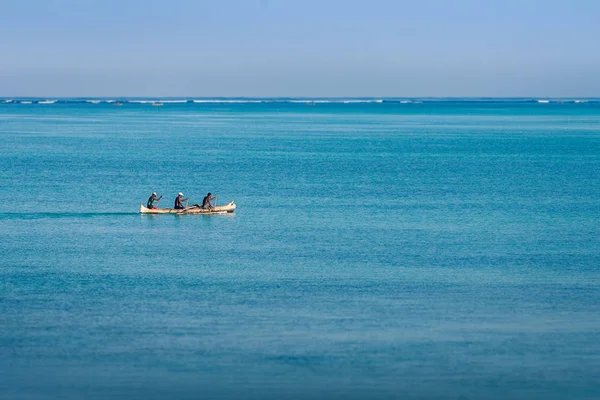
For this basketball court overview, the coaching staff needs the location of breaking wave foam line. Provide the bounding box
[4,98,598,106]
[126,100,188,104]
[192,99,263,103]
[189,99,386,104]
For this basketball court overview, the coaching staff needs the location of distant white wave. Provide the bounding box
[288,99,383,104]
[288,100,337,104]
[192,99,263,103]
[342,100,383,104]
[339,99,383,104]
[129,99,188,104]
[12,98,583,106]
[190,99,385,104]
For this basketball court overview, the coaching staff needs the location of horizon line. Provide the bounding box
[2,96,600,99]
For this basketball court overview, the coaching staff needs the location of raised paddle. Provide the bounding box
[176,199,193,213]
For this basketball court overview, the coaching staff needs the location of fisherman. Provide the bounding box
[202,192,216,209]
[174,192,189,210]
[147,192,162,209]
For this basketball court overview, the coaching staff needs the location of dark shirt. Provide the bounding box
[174,196,184,209]
[147,196,155,208]
[202,195,212,207]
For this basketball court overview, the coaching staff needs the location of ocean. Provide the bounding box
[1,100,599,399]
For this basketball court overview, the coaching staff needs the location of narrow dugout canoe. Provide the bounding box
[139,201,236,214]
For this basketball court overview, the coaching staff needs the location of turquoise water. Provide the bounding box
[1,101,599,399]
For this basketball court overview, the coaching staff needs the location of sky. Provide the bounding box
[1,0,600,97]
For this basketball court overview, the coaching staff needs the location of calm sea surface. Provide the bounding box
[1,101,599,399]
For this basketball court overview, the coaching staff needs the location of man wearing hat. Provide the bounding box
[147,192,162,209]
[174,192,189,210]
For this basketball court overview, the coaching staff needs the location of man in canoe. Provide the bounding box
[147,192,162,209]
[174,192,189,210]
[201,192,216,210]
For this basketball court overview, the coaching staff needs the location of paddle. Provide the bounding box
[175,198,192,213]
[175,196,221,213]
[203,194,217,211]
[145,195,162,210]
[190,194,218,211]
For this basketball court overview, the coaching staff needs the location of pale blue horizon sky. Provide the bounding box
[2,0,600,97]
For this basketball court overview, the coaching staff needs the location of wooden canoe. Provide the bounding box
[139,201,236,214]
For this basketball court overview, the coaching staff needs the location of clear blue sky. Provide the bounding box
[2,0,599,97]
